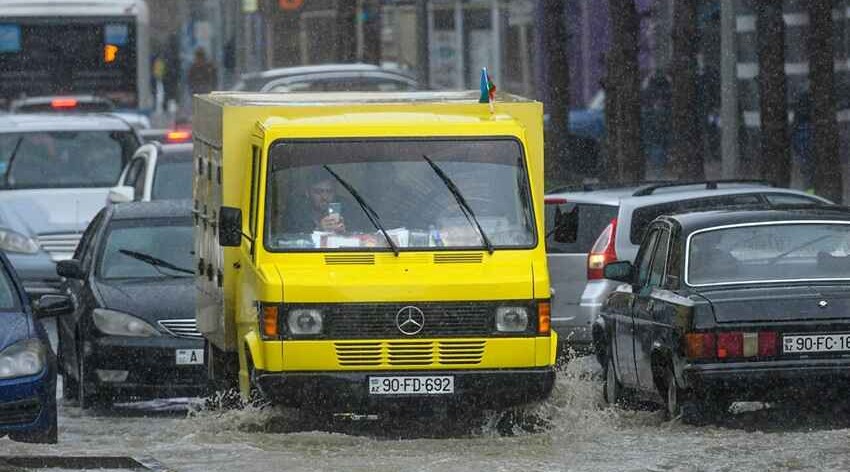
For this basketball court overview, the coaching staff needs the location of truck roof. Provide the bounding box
[202,91,535,107]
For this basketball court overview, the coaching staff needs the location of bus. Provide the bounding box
[0,0,151,111]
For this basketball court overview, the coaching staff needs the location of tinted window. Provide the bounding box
[636,229,660,287]
[151,159,193,200]
[0,130,136,189]
[98,218,193,279]
[545,202,617,253]
[648,229,670,287]
[630,194,762,244]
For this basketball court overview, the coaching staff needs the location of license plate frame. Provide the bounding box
[368,375,455,395]
[782,333,850,354]
[175,349,204,365]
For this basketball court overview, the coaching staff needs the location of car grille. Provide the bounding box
[334,340,486,367]
[158,319,203,338]
[0,398,41,426]
[322,303,495,338]
[37,232,82,262]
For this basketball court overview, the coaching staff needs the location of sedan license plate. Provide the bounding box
[368,376,454,395]
[783,333,850,354]
[176,349,204,365]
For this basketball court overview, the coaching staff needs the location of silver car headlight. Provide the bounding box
[287,309,323,335]
[495,306,530,332]
[92,308,161,337]
[0,228,39,254]
[0,339,46,379]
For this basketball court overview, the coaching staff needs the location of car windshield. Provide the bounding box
[151,156,193,200]
[98,219,193,279]
[0,130,136,189]
[688,223,850,286]
[265,139,536,251]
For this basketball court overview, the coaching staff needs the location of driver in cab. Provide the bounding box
[288,173,347,234]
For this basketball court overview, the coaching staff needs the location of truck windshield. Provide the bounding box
[265,138,536,251]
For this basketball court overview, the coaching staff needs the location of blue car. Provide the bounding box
[0,251,61,443]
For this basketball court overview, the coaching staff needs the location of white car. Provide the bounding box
[108,142,193,203]
[0,114,141,298]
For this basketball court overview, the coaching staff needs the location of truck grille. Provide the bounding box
[323,302,496,338]
[334,340,485,367]
[158,319,203,338]
[38,232,82,262]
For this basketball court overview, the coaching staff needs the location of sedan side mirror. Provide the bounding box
[107,186,135,204]
[219,206,243,247]
[56,259,84,279]
[34,294,74,318]
[603,261,634,283]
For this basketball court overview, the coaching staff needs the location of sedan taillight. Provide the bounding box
[685,330,778,360]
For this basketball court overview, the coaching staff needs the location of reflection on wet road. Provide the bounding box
[4,356,850,472]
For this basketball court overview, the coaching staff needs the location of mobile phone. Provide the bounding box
[328,202,342,215]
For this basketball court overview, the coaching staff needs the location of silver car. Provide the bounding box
[545,180,831,352]
[0,114,140,298]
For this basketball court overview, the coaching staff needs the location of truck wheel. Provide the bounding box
[206,340,238,393]
[245,349,269,409]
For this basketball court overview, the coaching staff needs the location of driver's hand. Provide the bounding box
[320,214,346,233]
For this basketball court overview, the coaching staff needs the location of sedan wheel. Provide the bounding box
[664,367,703,425]
[77,346,110,410]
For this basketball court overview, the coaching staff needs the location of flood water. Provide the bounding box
[3,356,850,472]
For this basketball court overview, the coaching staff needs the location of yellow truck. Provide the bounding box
[193,91,556,413]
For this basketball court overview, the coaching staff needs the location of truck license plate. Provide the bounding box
[783,333,850,353]
[368,376,454,395]
[176,349,204,365]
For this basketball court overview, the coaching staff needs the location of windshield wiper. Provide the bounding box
[423,155,494,254]
[118,249,194,275]
[322,165,399,256]
[3,137,23,188]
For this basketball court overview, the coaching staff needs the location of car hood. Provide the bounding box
[0,188,108,236]
[94,278,196,323]
[0,311,31,352]
[699,285,850,323]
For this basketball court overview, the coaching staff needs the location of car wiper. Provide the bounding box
[322,165,399,256]
[2,136,23,188]
[423,155,494,254]
[118,249,194,275]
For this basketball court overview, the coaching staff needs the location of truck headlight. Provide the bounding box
[495,306,529,332]
[93,309,161,337]
[287,309,323,335]
[0,228,39,254]
[0,339,46,379]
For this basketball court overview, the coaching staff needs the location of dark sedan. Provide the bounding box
[0,251,61,443]
[54,200,206,409]
[594,206,850,424]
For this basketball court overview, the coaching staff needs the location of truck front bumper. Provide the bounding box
[255,367,556,411]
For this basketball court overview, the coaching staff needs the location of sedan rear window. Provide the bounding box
[688,223,850,286]
[544,202,617,253]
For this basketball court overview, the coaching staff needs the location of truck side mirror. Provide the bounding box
[56,259,84,279]
[219,206,243,247]
[603,261,634,283]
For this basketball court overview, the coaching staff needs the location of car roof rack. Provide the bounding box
[548,180,672,194]
[631,179,774,197]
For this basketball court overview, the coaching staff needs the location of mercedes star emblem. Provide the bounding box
[396,306,425,336]
[819,300,829,309]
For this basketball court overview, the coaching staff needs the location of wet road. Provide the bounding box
[4,354,850,472]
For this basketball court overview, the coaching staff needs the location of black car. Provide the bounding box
[594,206,850,424]
[54,200,205,408]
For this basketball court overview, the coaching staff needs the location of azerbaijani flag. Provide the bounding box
[479,67,496,107]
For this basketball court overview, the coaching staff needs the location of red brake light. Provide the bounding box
[587,218,618,280]
[165,129,192,143]
[545,197,567,205]
[717,332,743,358]
[51,98,78,109]
[758,331,778,357]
